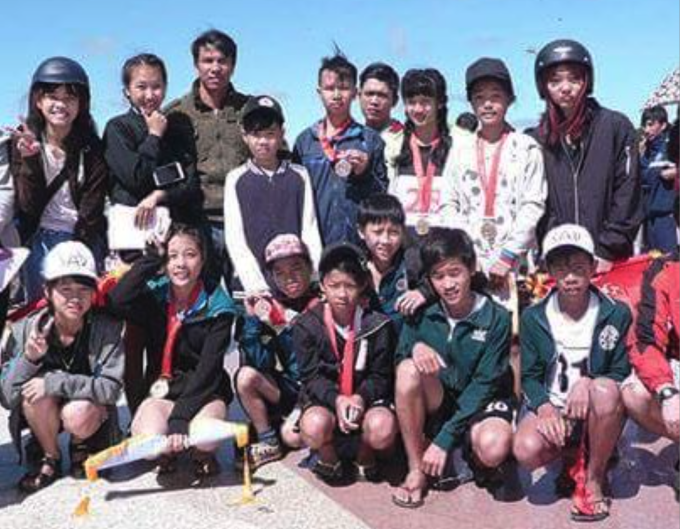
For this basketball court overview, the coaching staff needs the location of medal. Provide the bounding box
[149,378,170,399]
[334,158,352,178]
[481,218,498,243]
[254,298,273,323]
[415,217,430,236]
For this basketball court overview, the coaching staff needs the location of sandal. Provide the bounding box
[571,495,611,522]
[392,470,427,509]
[312,459,344,484]
[192,450,220,479]
[18,455,62,494]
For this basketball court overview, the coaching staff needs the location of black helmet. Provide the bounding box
[31,57,89,88]
[465,57,515,101]
[534,39,593,99]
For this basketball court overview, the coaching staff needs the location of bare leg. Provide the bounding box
[513,412,562,471]
[23,396,62,460]
[357,407,397,466]
[299,406,337,464]
[235,367,281,435]
[61,400,107,442]
[470,417,513,469]
[622,379,680,442]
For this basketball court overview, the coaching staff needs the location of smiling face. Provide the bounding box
[195,45,234,94]
[317,69,356,120]
[359,78,395,130]
[36,85,80,134]
[166,233,204,292]
[125,64,166,115]
[470,79,511,130]
[46,277,95,323]
[271,255,312,299]
[359,220,403,269]
[544,64,587,115]
[404,94,438,131]
[428,257,473,313]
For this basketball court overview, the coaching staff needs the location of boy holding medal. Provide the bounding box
[442,58,546,302]
[293,52,388,246]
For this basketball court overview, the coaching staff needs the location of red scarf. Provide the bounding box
[410,134,440,213]
[323,303,360,396]
[475,131,509,217]
[319,118,352,162]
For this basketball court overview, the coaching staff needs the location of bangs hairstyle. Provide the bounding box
[164,223,208,263]
[27,82,97,152]
[357,193,405,228]
[319,245,370,286]
[538,64,593,148]
[191,29,237,64]
[421,228,477,276]
[360,62,400,104]
[242,110,283,134]
[398,68,451,168]
[641,105,668,127]
[318,47,357,86]
[121,53,167,87]
[46,275,97,291]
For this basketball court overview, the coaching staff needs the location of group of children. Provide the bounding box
[0,30,677,525]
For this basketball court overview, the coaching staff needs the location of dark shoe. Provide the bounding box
[18,455,62,494]
[69,441,90,479]
[312,459,344,485]
[352,461,381,483]
[248,439,284,471]
[155,454,178,475]
[192,450,220,479]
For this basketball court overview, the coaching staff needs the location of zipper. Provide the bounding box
[560,137,588,225]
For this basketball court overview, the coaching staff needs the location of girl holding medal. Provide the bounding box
[385,68,453,238]
[107,224,236,477]
[294,243,397,484]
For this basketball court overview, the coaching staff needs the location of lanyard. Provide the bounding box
[159,281,203,378]
[318,118,352,162]
[475,131,509,217]
[323,303,361,396]
[410,134,440,213]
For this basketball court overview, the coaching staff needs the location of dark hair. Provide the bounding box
[455,112,478,132]
[641,105,669,127]
[538,64,593,148]
[397,68,451,168]
[357,193,405,228]
[191,29,237,64]
[421,228,476,276]
[165,223,208,264]
[121,53,168,87]
[318,49,357,87]
[27,82,98,152]
[242,112,283,133]
[359,62,400,105]
[319,244,369,286]
[545,246,594,269]
[46,275,97,291]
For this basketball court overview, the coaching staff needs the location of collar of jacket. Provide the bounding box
[190,79,239,112]
[420,292,495,329]
[307,301,391,341]
[147,275,236,322]
[246,158,290,177]
[310,118,364,142]
[532,284,617,332]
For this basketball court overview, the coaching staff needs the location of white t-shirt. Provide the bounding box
[40,144,78,233]
[546,292,600,408]
[444,293,486,341]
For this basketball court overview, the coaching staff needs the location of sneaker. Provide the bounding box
[248,439,284,470]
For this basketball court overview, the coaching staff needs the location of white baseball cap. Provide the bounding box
[43,241,98,282]
[542,224,595,261]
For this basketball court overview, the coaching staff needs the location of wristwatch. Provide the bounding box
[655,386,680,403]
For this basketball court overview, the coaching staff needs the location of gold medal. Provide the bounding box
[481,218,498,243]
[149,378,170,399]
[334,158,352,178]
[415,217,430,236]
[254,298,273,323]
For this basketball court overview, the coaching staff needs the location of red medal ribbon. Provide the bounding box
[318,118,352,163]
[475,131,509,217]
[323,303,359,396]
[159,281,204,379]
[410,134,440,214]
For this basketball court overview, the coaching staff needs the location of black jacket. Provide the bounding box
[530,100,642,261]
[293,302,396,411]
[103,109,203,224]
[106,253,235,434]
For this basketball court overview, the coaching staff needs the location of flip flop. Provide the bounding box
[571,497,611,522]
[391,470,427,509]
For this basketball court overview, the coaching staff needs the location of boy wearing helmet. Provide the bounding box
[530,39,642,270]
[513,225,632,522]
[0,242,124,493]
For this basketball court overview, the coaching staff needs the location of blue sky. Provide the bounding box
[1,0,677,139]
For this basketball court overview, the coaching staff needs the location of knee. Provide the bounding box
[396,360,422,395]
[62,401,103,438]
[590,378,623,417]
[513,432,544,470]
[236,366,261,396]
[281,423,303,449]
[22,395,59,416]
[474,426,512,469]
[300,408,334,448]
[363,411,397,451]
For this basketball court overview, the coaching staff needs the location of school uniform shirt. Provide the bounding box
[293,302,396,411]
[441,129,546,273]
[103,108,203,225]
[293,120,388,245]
[545,291,600,407]
[395,294,514,451]
[223,159,322,293]
[520,286,632,412]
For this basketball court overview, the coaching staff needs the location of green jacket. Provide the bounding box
[520,286,632,412]
[396,295,513,451]
[165,81,250,221]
